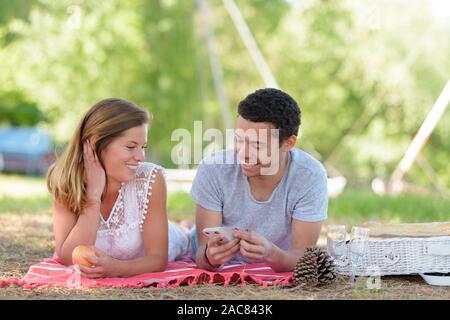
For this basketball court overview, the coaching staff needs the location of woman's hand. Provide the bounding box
[76,247,121,278]
[83,139,106,204]
[233,229,274,262]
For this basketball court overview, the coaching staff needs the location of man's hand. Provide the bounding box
[205,236,240,266]
[233,229,274,261]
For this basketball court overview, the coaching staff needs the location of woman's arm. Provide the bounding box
[53,139,105,266]
[69,169,171,278]
[108,169,169,277]
[53,200,101,266]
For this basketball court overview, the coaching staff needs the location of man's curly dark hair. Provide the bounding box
[238,88,301,142]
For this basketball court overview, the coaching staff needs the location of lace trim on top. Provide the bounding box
[97,163,163,236]
[97,183,126,236]
[137,166,163,232]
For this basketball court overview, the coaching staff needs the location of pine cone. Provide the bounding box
[293,246,337,287]
[317,248,337,284]
[293,247,318,286]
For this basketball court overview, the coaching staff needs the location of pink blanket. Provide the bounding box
[0,258,293,289]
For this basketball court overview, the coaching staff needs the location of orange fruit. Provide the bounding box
[72,245,97,267]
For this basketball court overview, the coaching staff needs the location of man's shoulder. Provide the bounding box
[289,148,327,178]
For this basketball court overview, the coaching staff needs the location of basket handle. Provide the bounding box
[426,243,450,256]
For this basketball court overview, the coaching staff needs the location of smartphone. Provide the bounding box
[202,227,236,243]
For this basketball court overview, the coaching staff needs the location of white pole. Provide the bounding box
[223,0,279,88]
[222,0,324,161]
[198,0,233,130]
[389,80,450,192]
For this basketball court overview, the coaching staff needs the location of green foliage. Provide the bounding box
[0,0,449,189]
[0,0,33,26]
[0,91,46,126]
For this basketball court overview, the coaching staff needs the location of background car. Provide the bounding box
[0,127,56,176]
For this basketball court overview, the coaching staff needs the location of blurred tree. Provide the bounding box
[0,1,148,140]
[0,0,34,25]
[0,0,448,189]
[0,91,45,126]
[257,0,450,188]
[136,0,204,165]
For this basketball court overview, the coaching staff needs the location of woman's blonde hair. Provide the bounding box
[47,98,150,215]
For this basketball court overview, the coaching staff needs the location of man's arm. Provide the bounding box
[267,219,323,272]
[235,219,323,272]
[194,204,240,271]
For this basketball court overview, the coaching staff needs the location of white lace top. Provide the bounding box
[94,162,188,261]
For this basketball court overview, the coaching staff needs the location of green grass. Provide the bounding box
[1,173,449,300]
[0,194,52,215]
[1,173,449,225]
[169,189,450,225]
[166,191,195,221]
[328,191,450,227]
[0,173,196,218]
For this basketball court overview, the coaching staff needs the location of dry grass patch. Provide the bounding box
[1,213,449,300]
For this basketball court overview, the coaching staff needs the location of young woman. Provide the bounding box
[47,98,189,278]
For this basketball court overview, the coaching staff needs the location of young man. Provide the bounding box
[189,88,328,272]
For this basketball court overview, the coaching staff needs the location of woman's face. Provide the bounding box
[100,124,148,185]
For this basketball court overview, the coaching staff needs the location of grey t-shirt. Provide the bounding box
[189,148,328,262]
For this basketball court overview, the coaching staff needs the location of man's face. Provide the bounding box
[234,116,281,177]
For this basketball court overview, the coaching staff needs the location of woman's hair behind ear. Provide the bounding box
[46,98,150,215]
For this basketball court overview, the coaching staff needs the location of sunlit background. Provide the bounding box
[0,0,449,194]
[1,1,450,300]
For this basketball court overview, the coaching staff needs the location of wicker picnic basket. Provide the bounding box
[335,222,450,276]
